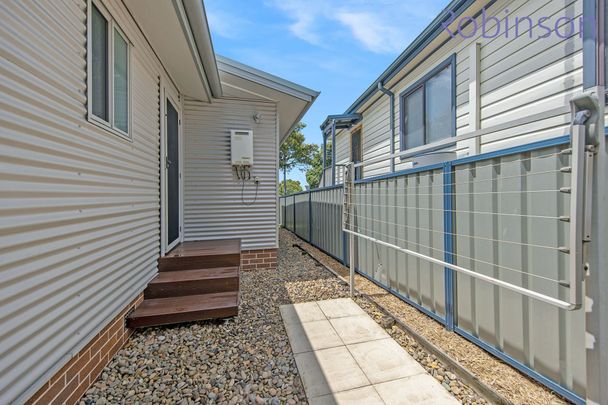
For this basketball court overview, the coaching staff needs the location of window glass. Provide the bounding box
[91,5,108,121]
[403,87,424,149]
[113,29,128,133]
[351,129,363,180]
[425,66,452,143]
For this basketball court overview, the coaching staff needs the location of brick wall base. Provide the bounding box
[241,248,277,270]
[26,294,143,405]
[25,248,276,404]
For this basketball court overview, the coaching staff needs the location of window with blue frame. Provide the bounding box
[399,56,455,151]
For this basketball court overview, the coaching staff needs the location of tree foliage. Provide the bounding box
[306,142,331,189]
[279,122,317,194]
[305,146,323,189]
[279,123,316,172]
[278,179,303,196]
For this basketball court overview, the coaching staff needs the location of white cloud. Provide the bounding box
[265,0,329,45]
[266,0,445,54]
[335,12,409,54]
[206,9,251,39]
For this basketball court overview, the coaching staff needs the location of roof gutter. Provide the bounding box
[217,55,319,101]
[345,0,476,114]
[377,82,395,172]
[217,55,320,142]
[181,0,223,98]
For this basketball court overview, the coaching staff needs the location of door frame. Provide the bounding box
[160,79,184,256]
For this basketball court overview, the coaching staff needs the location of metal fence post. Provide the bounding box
[308,190,312,243]
[345,162,355,297]
[293,195,296,234]
[443,162,455,331]
[342,230,347,265]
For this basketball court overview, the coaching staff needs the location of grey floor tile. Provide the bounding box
[309,385,384,405]
[317,298,366,319]
[347,338,425,384]
[280,302,326,325]
[285,319,344,354]
[374,374,460,404]
[294,346,370,398]
[329,315,389,345]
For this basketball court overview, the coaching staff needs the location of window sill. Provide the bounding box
[88,114,132,142]
[398,140,457,162]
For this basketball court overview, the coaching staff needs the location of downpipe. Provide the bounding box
[377,82,395,172]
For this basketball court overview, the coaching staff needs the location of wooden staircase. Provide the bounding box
[127,239,241,328]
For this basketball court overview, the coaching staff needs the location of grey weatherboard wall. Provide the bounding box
[0,0,165,402]
[183,97,279,250]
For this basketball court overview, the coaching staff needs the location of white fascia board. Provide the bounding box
[216,55,319,102]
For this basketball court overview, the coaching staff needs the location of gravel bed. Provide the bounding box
[288,230,571,405]
[82,233,348,404]
[82,229,497,404]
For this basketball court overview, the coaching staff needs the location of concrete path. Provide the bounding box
[280,298,459,405]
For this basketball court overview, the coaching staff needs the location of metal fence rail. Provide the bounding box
[278,133,592,403]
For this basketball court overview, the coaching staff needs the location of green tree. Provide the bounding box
[278,179,303,196]
[306,142,331,189]
[279,122,316,194]
[306,145,323,189]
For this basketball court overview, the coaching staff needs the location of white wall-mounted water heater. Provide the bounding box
[230,129,254,166]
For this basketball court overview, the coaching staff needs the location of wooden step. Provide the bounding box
[144,267,239,299]
[159,239,241,271]
[127,291,238,328]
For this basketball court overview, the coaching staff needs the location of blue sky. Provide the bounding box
[205,0,450,186]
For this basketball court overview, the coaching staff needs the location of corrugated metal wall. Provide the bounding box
[0,0,162,402]
[183,98,278,250]
[310,187,344,260]
[453,145,585,395]
[279,196,286,227]
[280,141,585,400]
[284,195,295,231]
[352,170,446,318]
[294,193,309,240]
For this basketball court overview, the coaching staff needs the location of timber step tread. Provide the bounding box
[159,240,241,271]
[165,239,241,258]
[144,267,239,299]
[127,292,238,328]
[150,267,239,284]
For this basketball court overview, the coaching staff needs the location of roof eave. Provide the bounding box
[217,55,319,142]
[320,113,363,132]
[181,0,223,98]
[217,55,320,102]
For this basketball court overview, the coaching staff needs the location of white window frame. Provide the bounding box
[87,0,132,141]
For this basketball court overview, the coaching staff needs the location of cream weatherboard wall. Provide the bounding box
[0,0,170,403]
[334,0,582,179]
[323,0,588,400]
[183,97,279,250]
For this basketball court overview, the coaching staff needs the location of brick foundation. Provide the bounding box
[26,294,143,405]
[240,248,277,270]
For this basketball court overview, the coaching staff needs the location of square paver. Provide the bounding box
[329,315,389,345]
[374,374,460,404]
[284,319,344,354]
[347,338,425,384]
[309,385,384,405]
[294,346,370,398]
[280,302,326,325]
[317,298,366,319]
